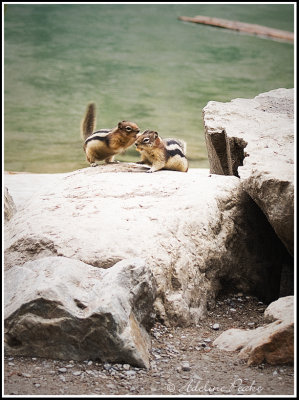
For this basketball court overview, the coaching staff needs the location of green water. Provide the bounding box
[4,4,294,173]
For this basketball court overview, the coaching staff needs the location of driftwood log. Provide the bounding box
[178,15,294,42]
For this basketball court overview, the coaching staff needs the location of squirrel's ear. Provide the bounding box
[118,122,123,129]
[154,132,159,139]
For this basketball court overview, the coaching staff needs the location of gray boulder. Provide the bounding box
[4,256,156,368]
[203,88,294,255]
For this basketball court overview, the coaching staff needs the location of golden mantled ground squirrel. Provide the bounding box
[81,102,140,166]
[135,130,189,173]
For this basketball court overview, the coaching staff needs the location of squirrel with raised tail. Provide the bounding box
[81,102,140,166]
[135,130,188,173]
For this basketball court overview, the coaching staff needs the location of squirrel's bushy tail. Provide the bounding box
[81,102,96,140]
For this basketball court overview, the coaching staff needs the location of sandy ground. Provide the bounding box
[4,292,295,397]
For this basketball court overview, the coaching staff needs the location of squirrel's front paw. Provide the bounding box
[90,163,98,167]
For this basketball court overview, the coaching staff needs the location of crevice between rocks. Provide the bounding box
[205,128,248,177]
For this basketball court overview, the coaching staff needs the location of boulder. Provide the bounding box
[213,296,294,365]
[4,256,156,367]
[203,88,294,255]
[4,187,16,222]
[4,165,289,326]
[264,295,294,323]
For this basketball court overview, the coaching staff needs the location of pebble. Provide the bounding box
[181,361,191,371]
[204,338,212,343]
[59,375,66,382]
[230,308,237,312]
[104,363,112,371]
[107,383,117,389]
[22,373,32,378]
[123,364,130,370]
[34,383,41,388]
[65,364,74,368]
[126,370,136,377]
[8,362,15,366]
[58,368,67,373]
[72,371,82,376]
[212,323,220,330]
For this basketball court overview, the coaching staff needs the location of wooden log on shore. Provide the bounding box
[178,15,294,42]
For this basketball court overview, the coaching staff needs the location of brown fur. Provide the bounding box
[135,130,188,173]
[81,103,140,166]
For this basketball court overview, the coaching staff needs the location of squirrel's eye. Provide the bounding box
[125,126,132,131]
[143,138,150,143]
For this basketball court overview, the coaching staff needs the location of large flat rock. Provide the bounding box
[203,88,294,255]
[4,165,288,326]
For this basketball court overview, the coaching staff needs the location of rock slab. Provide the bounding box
[213,296,294,365]
[203,88,294,255]
[4,256,156,368]
[4,166,289,326]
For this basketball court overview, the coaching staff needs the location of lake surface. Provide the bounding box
[4,4,294,172]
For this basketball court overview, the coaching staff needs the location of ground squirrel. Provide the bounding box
[135,130,188,173]
[81,102,140,166]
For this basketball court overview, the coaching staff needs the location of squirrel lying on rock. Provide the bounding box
[135,130,188,173]
[81,102,140,166]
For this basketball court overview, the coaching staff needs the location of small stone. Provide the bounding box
[87,361,93,366]
[107,383,116,389]
[123,364,130,370]
[181,361,191,371]
[72,371,81,376]
[8,362,15,366]
[58,368,67,373]
[32,358,37,361]
[126,370,136,377]
[22,373,32,378]
[34,383,41,388]
[65,364,74,368]
[104,363,112,371]
[230,308,237,312]
[59,375,66,382]
[212,323,220,330]
[203,338,212,343]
